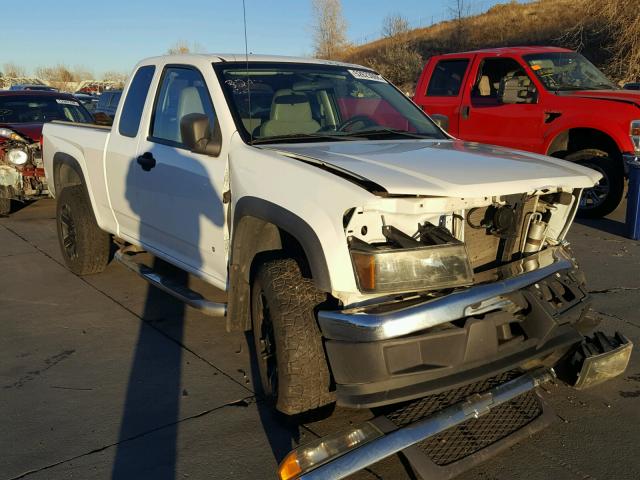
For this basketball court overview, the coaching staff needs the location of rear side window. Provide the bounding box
[118,66,155,137]
[426,59,469,97]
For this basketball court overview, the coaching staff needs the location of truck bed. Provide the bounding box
[42,120,116,234]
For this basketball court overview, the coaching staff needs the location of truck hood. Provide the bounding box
[0,122,43,143]
[560,89,640,107]
[263,140,601,197]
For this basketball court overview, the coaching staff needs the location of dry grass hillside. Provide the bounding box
[341,0,638,91]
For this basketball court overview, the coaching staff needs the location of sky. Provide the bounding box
[1,0,509,77]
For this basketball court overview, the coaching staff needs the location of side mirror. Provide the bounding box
[180,113,222,156]
[431,114,450,132]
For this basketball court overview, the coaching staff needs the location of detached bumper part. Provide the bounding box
[556,331,633,389]
[278,369,554,480]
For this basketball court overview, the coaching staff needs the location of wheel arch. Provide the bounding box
[52,152,88,196]
[226,196,332,332]
[546,127,623,166]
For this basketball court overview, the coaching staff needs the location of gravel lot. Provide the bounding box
[2,198,639,480]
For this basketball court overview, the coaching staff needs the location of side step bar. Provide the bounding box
[114,251,226,317]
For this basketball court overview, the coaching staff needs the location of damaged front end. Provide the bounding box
[283,188,632,479]
[0,128,48,205]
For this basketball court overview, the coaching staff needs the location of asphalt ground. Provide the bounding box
[1,198,639,480]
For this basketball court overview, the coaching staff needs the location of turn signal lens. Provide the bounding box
[278,452,302,480]
[278,423,382,480]
[0,128,26,142]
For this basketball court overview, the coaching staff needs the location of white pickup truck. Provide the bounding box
[43,54,632,480]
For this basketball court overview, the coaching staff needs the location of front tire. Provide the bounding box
[56,186,110,275]
[0,198,10,216]
[251,257,335,415]
[567,149,624,218]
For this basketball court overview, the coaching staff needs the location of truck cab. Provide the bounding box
[414,46,640,218]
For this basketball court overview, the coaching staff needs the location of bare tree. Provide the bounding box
[382,14,410,38]
[102,70,129,84]
[449,0,469,50]
[35,64,75,82]
[568,0,639,82]
[3,62,27,78]
[311,0,349,59]
[166,40,204,55]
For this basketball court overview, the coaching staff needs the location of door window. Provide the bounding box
[150,67,217,147]
[471,58,536,105]
[118,66,155,137]
[426,59,469,97]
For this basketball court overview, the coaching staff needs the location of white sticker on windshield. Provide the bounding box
[56,99,80,106]
[348,69,386,83]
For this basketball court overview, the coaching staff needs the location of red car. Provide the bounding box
[414,47,640,217]
[0,91,93,215]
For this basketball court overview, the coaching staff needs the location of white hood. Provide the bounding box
[263,139,601,197]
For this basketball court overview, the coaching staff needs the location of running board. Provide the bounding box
[114,251,227,317]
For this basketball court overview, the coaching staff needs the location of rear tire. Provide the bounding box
[56,186,110,275]
[0,198,10,216]
[251,257,335,415]
[567,149,624,218]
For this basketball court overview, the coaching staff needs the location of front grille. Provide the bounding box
[384,371,543,466]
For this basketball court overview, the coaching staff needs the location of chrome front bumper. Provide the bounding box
[319,246,578,342]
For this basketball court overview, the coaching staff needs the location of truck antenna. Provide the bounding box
[242,0,253,144]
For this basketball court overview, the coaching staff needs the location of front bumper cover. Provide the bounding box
[319,246,577,342]
[321,246,592,408]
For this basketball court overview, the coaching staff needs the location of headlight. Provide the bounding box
[0,128,26,142]
[6,149,29,166]
[350,242,474,293]
[631,120,640,152]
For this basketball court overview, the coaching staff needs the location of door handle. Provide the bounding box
[461,106,471,120]
[136,152,156,172]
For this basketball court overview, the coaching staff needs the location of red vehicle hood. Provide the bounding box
[0,122,43,143]
[562,90,640,107]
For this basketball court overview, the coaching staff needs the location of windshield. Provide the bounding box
[0,95,93,124]
[215,62,445,144]
[523,52,616,91]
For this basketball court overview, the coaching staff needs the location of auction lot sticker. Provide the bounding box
[348,69,386,83]
[56,99,81,106]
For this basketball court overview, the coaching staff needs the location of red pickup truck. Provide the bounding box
[414,46,640,218]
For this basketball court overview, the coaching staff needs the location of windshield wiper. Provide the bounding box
[343,128,440,140]
[250,132,358,145]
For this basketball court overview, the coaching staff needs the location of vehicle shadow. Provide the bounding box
[244,331,302,463]
[575,216,627,237]
[111,262,187,479]
[111,145,302,478]
[111,146,223,479]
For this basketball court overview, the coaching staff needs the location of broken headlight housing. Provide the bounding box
[349,237,473,293]
[6,148,28,166]
[0,128,26,143]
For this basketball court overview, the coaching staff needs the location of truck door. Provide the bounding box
[130,65,228,289]
[414,56,472,136]
[458,56,545,152]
